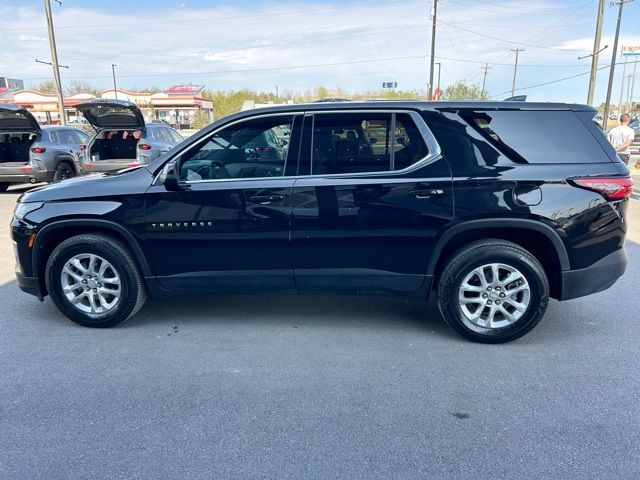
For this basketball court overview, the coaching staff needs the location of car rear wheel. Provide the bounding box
[45,234,147,327]
[0,182,9,192]
[53,162,76,182]
[437,240,549,343]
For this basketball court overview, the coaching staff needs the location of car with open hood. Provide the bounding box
[0,104,88,191]
[76,99,183,174]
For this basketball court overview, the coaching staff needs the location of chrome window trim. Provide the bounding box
[154,109,442,186]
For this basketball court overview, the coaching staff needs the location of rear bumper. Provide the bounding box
[0,171,54,184]
[560,248,627,300]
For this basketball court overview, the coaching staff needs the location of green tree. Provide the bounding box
[64,80,101,97]
[30,80,57,94]
[190,110,211,129]
[440,80,488,100]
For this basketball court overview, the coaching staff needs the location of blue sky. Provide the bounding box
[1,0,639,104]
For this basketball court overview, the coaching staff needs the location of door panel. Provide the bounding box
[290,162,453,292]
[290,111,453,293]
[144,179,295,291]
[143,113,301,292]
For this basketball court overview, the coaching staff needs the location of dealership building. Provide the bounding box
[0,84,214,128]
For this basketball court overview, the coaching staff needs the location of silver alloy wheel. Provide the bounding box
[60,254,121,317]
[458,263,531,330]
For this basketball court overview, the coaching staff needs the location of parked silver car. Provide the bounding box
[0,104,88,191]
[76,99,183,173]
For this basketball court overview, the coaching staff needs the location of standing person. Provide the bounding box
[607,113,635,165]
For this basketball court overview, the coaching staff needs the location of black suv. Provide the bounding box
[11,101,632,343]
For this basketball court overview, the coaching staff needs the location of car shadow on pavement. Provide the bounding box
[132,293,457,336]
[0,277,457,339]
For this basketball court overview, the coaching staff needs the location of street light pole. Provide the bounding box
[587,0,605,105]
[111,64,118,99]
[428,0,439,100]
[511,49,524,97]
[603,0,633,127]
[43,0,65,125]
[617,56,628,117]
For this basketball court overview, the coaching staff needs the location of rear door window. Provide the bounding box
[311,113,391,174]
[461,110,610,164]
[309,112,429,175]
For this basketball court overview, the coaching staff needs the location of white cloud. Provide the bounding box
[0,1,634,103]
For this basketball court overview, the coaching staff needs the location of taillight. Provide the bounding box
[138,144,152,150]
[19,165,33,171]
[31,147,46,154]
[84,163,93,169]
[571,177,634,201]
[127,162,141,167]
[79,145,86,151]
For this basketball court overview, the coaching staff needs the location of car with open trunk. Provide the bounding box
[0,104,88,190]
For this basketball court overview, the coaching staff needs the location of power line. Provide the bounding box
[19,53,430,80]
[436,18,586,52]
[491,59,639,98]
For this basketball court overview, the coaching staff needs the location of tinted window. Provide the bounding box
[311,113,392,174]
[53,130,84,144]
[165,127,183,143]
[462,110,609,163]
[393,113,429,170]
[309,113,429,175]
[179,116,293,181]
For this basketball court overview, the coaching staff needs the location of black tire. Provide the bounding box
[0,182,9,192]
[45,234,147,327]
[437,239,549,343]
[53,162,76,182]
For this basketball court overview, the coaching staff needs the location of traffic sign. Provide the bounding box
[382,82,398,89]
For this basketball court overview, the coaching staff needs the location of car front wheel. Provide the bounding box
[437,240,549,343]
[45,234,147,327]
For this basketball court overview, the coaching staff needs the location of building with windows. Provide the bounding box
[101,85,213,128]
[1,84,214,128]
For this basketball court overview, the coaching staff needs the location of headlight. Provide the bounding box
[13,202,44,221]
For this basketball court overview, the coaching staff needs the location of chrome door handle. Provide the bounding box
[248,194,284,205]
[410,189,444,199]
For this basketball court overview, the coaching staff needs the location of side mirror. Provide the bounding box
[280,139,288,146]
[369,137,378,145]
[163,160,181,191]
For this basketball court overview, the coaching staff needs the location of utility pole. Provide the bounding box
[511,49,524,97]
[43,0,65,125]
[587,0,605,105]
[626,74,633,111]
[481,63,492,98]
[435,62,442,93]
[111,64,118,99]
[275,85,279,102]
[617,57,628,116]
[629,60,637,114]
[603,0,633,128]
[428,0,439,100]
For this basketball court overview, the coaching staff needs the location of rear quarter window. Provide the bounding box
[461,110,612,164]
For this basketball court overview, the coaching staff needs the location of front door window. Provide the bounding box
[179,116,294,181]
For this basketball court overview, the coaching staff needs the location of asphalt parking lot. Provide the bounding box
[1,185,639,479]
